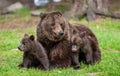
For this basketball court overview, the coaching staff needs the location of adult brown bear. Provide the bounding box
[37,12,71,68]
[36,11,101,69]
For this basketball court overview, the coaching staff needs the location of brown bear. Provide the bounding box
[70,28,93,69]
[37,12,71,68]
[18,34,49,70]
[72,23,101,64]
[36,11,101,68]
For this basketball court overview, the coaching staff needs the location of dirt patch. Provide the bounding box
[0,15,39,30]
[109,0,120,13]
[0,58,4,61]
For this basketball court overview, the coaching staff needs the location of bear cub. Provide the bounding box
[70,29,93,69]
[18,34,49,70]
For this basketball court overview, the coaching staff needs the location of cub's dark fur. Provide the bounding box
[70,29,93,69]
[18,34,49,70]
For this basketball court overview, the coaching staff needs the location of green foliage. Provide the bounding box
[13,8,31,15]
[0,14,4,20]
[37,8,47,13]
[54,5,70,12]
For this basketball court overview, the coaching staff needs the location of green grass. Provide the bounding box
[0,12,120,76]
[88,19,120,51]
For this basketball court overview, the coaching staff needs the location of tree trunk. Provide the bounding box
[63,0,120,21]
[86,0,96,21]
[63,0,87,19]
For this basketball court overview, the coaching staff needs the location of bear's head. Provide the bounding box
[39,11,69,41]
[71,29,85,52]
[18,34,35,52]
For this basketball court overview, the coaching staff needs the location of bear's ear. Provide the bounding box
[40,13,47,19]
[79,32,86,38]
[24,33,29,37]
[73,30,77,34]
[53,11,62,16]
[29,35,35,41]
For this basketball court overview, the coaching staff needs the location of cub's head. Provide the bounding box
[71,30,85,52]
[18,34,35,52]
[39,11,68,41]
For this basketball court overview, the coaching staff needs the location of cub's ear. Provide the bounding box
[40,13,47,19]
[79,32,86,38]
[29,35,35,41]
[24,33,29,37]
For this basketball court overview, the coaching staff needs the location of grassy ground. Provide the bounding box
[0,8,120,76]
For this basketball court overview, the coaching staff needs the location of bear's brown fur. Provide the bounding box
[18,34,49,70]
[72,23,101,63]
[36,11,101,68]
[37,12,71,68]
[70,29,93,69]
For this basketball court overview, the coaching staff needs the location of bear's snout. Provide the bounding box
[18,45,23,51]
[59,31,64,36]
[18,46,21,51]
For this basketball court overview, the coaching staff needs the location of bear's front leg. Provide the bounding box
[18,52,32,68]
[83,47,93,65]
[38,57,49,70]
[70,52,80,69]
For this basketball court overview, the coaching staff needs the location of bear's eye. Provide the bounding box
[22,41,28,45]
[60,23,63,26]
[23,42,25,45]
[60,23,64,30]
[51,23,55,26]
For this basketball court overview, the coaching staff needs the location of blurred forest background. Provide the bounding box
[0,0,120,21]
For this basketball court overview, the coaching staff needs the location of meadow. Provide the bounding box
[0,8,120,76]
